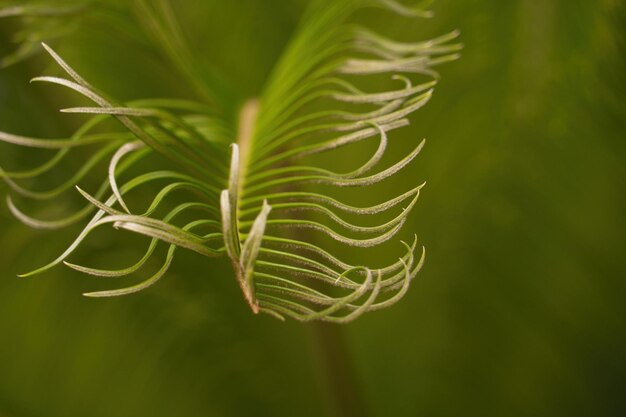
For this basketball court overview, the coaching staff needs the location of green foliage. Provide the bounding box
[0,1,624,416]
[0,0,460,321]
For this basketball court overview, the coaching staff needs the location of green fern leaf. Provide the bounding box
[0,0,460,322]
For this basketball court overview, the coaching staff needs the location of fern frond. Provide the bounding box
[0,0,460,322]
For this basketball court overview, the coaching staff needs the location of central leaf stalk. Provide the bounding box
[220,98,264,313]
[236,98,260,202]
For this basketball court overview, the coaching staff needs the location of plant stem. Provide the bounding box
[236,98,260,200]
[309,322,367,417]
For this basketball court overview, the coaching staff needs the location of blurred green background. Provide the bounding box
[0,0,625,416]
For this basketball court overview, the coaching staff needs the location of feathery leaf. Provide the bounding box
[0,0,460,322]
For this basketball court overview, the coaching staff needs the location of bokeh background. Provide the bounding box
[0,0,625,416]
